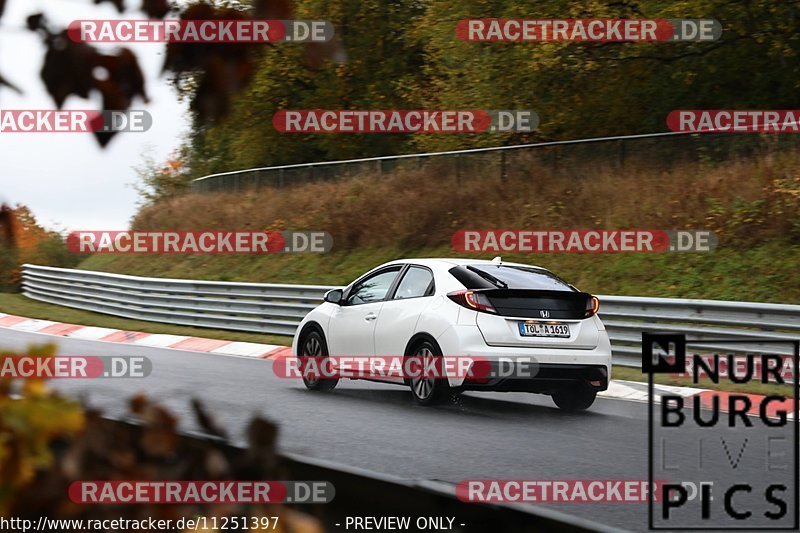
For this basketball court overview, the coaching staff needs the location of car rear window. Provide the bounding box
[449,265,575,291]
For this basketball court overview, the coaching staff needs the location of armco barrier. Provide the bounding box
[20,264,800,367]
[21,264,333,337]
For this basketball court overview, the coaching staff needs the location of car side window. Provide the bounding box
[344,267,402,305]
[393,266,434,300]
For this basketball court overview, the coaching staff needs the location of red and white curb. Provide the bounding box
[0,312,794,418]
[0,312,290,360]
[601,379,796,420]
[600,379,705,403]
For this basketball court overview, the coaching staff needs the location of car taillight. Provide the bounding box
[585,295,600,318]
[447,290,497,314]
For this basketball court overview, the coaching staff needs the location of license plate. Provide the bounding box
[518,321,570,338]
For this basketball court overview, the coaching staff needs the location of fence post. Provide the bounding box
[500,150,507,181]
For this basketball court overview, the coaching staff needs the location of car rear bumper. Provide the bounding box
[436,324,612,390]
[457,363,609,393]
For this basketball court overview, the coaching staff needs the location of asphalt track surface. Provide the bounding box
[2,327,796,532]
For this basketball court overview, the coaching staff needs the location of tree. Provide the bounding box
[0,204,79,291]
[183,0,425,177]
[134,151,193,205]
[180,0,800,170]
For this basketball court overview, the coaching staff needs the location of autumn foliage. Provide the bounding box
[0,344,323,532]
[0,344,85,516]
[0,204,78,291]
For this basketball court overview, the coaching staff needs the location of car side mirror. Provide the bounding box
[324,288,343,305]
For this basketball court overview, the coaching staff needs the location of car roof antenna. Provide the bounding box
[491,256,502,264]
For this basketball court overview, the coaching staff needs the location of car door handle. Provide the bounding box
[364,313,378,321]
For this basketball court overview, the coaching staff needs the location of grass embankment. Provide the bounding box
[77,240,800,303]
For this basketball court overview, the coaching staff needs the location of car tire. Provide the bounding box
[299,330,338,392]
[408,340,451,406]
[552,386,597,411]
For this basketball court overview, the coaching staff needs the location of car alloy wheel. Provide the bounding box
[409,341,451,405]
[300,330,338,392]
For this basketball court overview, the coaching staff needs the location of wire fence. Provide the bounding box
[191,130,800,193]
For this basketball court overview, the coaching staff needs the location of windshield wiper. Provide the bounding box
[466,265,508,289]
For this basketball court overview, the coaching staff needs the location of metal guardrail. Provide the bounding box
[21,264,800,366]
[21,264,334,337]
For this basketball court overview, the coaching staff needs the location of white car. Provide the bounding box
[291,258,612,410]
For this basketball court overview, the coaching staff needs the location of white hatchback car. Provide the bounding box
[291,258,612,410]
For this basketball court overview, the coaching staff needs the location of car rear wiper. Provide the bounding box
[466,265,508,289]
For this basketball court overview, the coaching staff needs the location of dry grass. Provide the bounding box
[134,148,800,250]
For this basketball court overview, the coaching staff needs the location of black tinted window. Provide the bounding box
[393,267,434,299]
[449,265,573,291]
